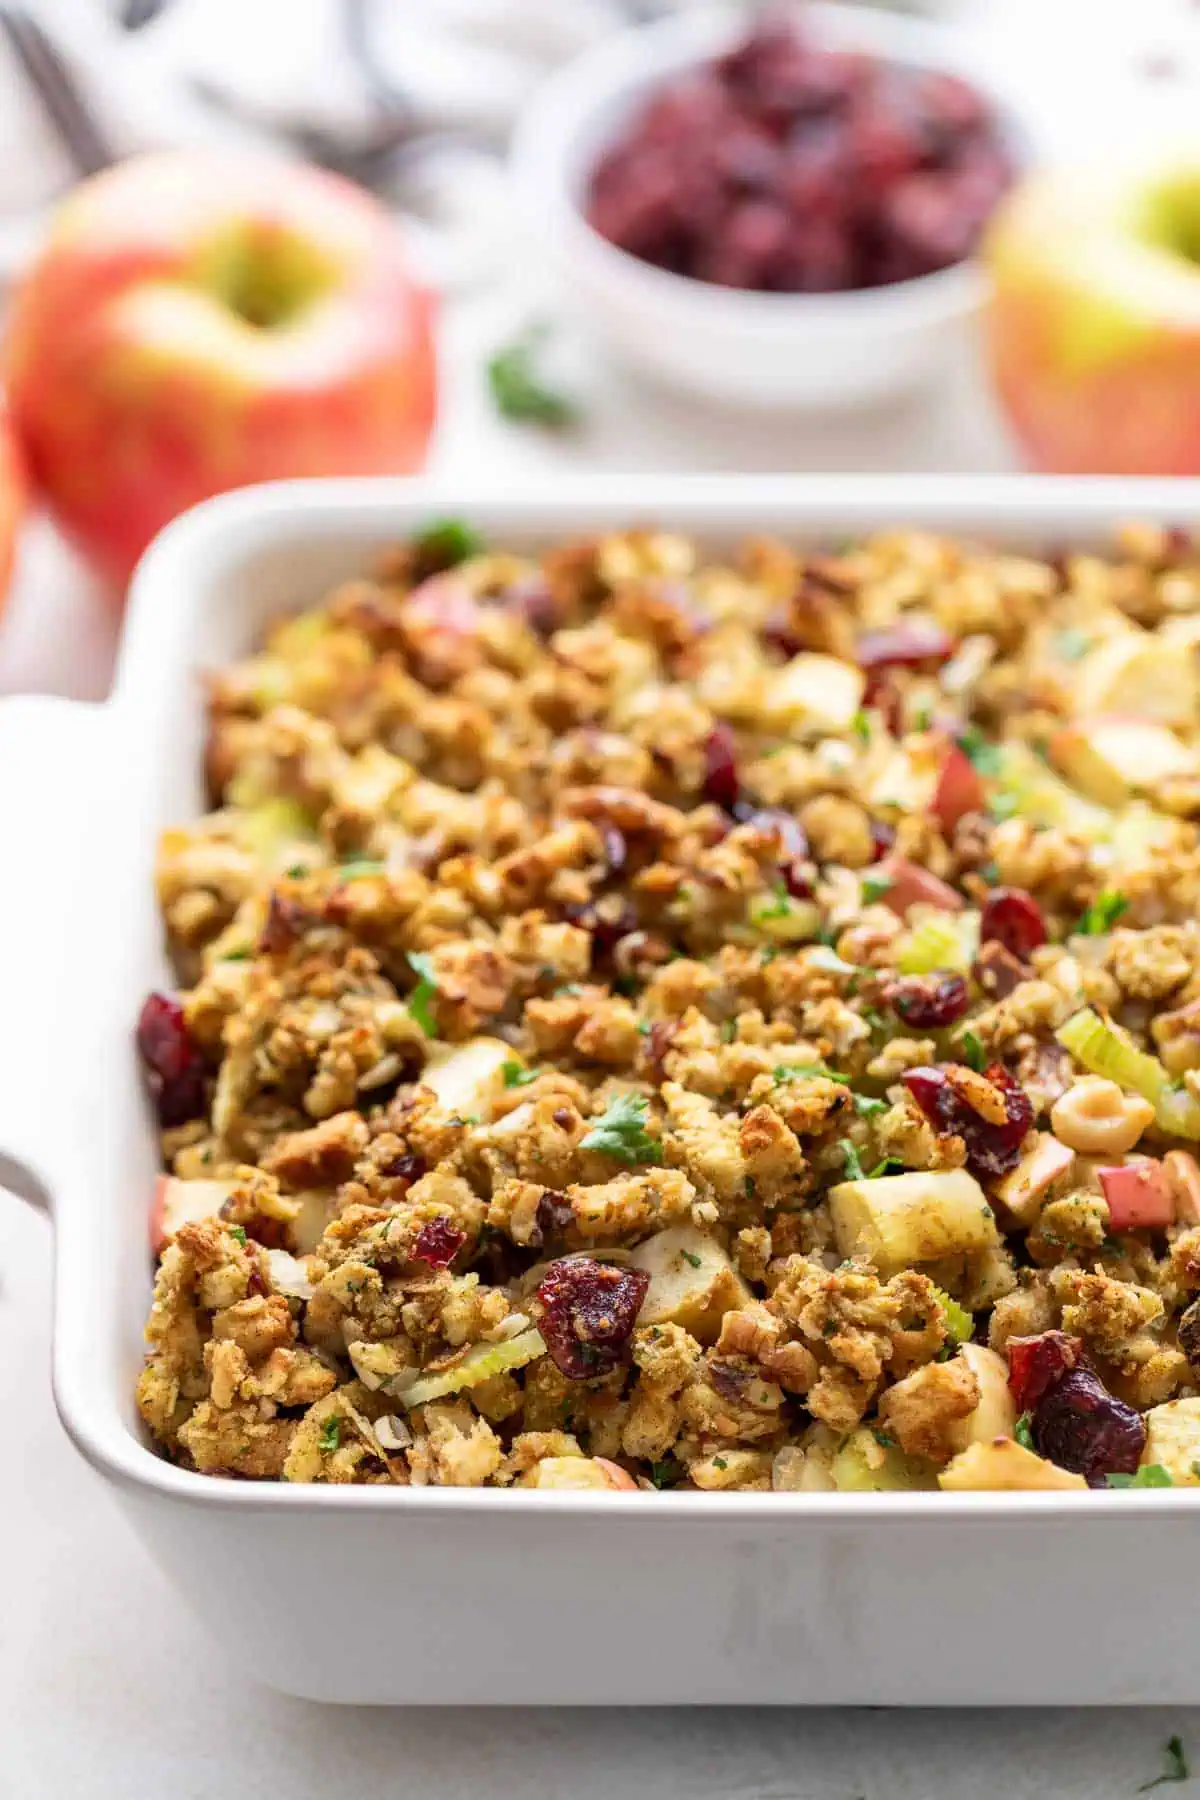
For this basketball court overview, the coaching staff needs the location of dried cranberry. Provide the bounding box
[562,894,639,962]
[534,1190,574,1248]
[885,972,969,1029]
[702,723,741,810]
[980,888,1047,962]
[857,622,954,669]
[382,1149,426,1185]
[868,819,896,863]
[413,1218,465,1269]
[136,992,206,1127]
[1032,1367,1146,1486]
[902,1060,1033,1179]
[1006,1331,1086,1412]
[536,1256,649,1380]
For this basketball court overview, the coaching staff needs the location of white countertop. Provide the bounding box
[4,163,1200,1796]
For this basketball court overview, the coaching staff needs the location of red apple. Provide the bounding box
[985,163,1200,473]
[879,856,965,916]
[1097,1160,1174,1232]
[0,403,27,608]
[931,742,985,834]
[4,151,437,590]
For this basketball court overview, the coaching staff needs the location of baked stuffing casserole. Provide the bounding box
[136,517,1200,1494]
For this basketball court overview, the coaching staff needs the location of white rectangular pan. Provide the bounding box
[3,474,1198,1705]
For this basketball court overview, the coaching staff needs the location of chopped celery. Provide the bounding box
[1057,1008,1200,1140]
[931,1286,974,1347]
[235,796,318,859]
[832,1426,938,1493]
[398,1327,547,1409]
[747,891,820,944]
[895,910,979,975]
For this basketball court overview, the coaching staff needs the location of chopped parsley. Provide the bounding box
[838,1139,866,1181]
[501,1060,540,1088]
[228,1224,247,1246]
[1014,1411,1035,1451]
[851,708,871,745]
[720,1019,737,1043]
[755,881,794,923]
[487,323,578,429]
[681,1249,703,1269]
[285,862,309,879]
[712,1456,729,1471]
[960,1030,986,1072]
[873,1429,896,1449]
[1077,889,1129,936]
[775,1062,849,1086]
[318,1416,342,1455]
[862,1007,886,1031]
[1107,1465,1173,1489]
[1139,1735,1190,1791]
[861,871,893,904]
[406,950,440,1037]
[580,1091,664,1165]
[867,1156,905,1179]
[853,1093,888,1119]
[649,1457,683,1490]
[956,724,1002,776]
[413,518,483,570]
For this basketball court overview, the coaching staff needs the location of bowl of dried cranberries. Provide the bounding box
[512,4,1030,408]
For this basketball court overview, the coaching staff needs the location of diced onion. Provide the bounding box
[265,1248,315,1300]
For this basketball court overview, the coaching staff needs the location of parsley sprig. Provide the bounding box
[413,518,483,571]
[502,1060,541,1088]
[406,950,440,1038]
[580,1092,663,1166]
[487,323,578,429]
[1139,1735,1190,1791]
[1106,1464,1173,1489]
[1076,889,1129,936]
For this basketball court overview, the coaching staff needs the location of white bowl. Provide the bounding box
[4,474,1200,1705]
[512,3,1033,410]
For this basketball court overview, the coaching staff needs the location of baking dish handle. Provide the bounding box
[0,694,109,1210]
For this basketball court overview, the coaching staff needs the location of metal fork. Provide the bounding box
[0,5,116,176]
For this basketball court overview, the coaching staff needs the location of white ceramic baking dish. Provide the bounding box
[5,474,1200,1707]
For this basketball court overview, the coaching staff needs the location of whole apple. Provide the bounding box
[0,403,27,608]
[985,164,1200,473]
[4,152,437,589]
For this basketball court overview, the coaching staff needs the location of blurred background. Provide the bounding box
[0,0,1197,699]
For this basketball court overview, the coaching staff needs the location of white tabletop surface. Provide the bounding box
[5,8,1200,1782]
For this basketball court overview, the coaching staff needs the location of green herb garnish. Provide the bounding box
[839,1139,866,1181]
[501,1060,540,1088]
[960,1030,986,1072]
[580,1091,663,1165]
[681,1249,703,1269]
[649,1457,683,1490]
[487,323,578,429]
[852,708,871,745]
[853,1093,888,1118]
[1077,889,1129,936]
[712,1456,729,1471]
[413,517,483,570]
[228,1224,247,1246]
[867,1156,906,1179]
[720,1019,737,1043]
[406,950,440,1037]
[1139,1735,1190,1791]
[861,872,893,904]
[774,1063,849,1086]
[957,724,1002,776]
[1107,1465,1173,1489]
[1014,1411,1035,1451]
[318,1416,342,1455]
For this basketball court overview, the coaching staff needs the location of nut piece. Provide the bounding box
[1164,1150,1200,1226]
[1050,1077,1154,1156]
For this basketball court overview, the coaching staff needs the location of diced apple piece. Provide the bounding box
[1164,1150,1200,1226]
[938,1438,1087,1491]
[947,1344,1017,1453]
[630,1224,751,1346]
[291,1188,334,1255]
[832,1426,937,1492]
[932,743,985,833]
[523,1456,637,1491]
[762,653,865,736]
[1049,717,1195,807]
[829,1168,1000,1277]
[993,742,1111,838]
[994,1133,1076,1227]
[1141,1398,1200,1486]
[1097,1159,1174,1230]
[1075,632,1199,727]
[421,1036,514,1122]
[879,856,965,916]
[150,1175,235,1256]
